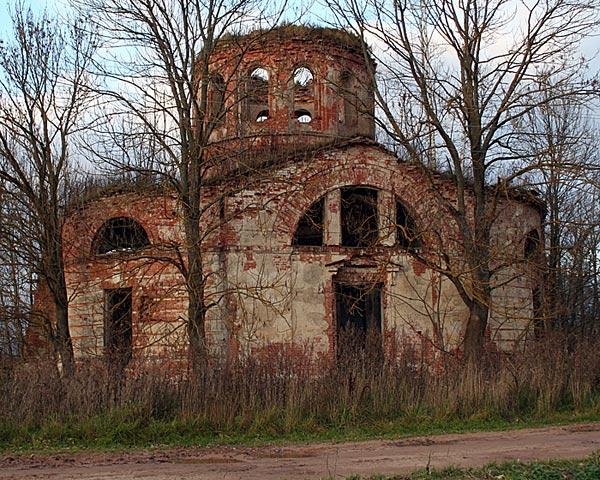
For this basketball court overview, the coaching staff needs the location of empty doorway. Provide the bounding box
[104,288,133,373]
[335,282,382,360]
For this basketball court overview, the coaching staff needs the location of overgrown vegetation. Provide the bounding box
[1,334,599,451]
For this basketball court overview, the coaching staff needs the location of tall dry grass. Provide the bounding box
[1,333,599,446]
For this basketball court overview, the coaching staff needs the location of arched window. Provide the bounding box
[294,109,312,124]
[293,67,313,88]
[341,187,378,247]
[524,229,541,259]
[396,201,420,251]
[256,109,269,122]
[292,67,314,125]
[250,67,269,82]
[293,198,324,246]
[93,217,150,255]
[246,67,269,123]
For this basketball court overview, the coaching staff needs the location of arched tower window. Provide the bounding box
[294,109,312,124]
[246,67,269,123]
[341,187,378,247]
[293,197,324,246]
[293,67,313,88]
[93,217,150,255]
[524,229,541,259]
[292,67,314,125]
[396,201,420,251]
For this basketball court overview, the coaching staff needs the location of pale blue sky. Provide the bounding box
[1,0,597,62]
[0,0,598,102]
[0,0,66,37]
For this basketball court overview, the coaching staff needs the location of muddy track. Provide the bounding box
[2,423,600,479]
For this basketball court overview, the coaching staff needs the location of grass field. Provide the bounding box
[2,406,600,452]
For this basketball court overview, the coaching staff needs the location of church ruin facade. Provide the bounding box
[35,27,544,366]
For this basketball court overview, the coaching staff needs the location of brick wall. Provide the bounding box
[29,27,544,364]
[50,141,543,363]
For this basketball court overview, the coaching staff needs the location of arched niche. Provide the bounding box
[245,67,270,123]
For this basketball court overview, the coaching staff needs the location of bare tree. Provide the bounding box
[325,0,600,362]
[75,0,286,371]
[0,4,97,374]
[0,177,43,363]
[0,191,31,360]
[518,82,600,334]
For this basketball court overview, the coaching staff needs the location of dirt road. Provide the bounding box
[1,423,599,479]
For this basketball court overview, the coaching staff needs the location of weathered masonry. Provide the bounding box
[36,27,544,365]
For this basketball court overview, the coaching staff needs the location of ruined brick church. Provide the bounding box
[42,27,543,365]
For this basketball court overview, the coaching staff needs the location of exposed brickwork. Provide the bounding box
[44,140,542,362]
[206,28,375,175]
[30,27,544,364]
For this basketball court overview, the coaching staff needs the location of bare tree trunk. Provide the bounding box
[47,215,75,374]
[463,299,489,363]
[186,214,208,371]
[55,301,74,376]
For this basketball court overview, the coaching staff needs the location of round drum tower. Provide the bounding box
[205,26,376,172]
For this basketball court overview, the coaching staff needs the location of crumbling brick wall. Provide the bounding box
[53,140,542,363]
[205,27,375,175]
[30,26,544,364]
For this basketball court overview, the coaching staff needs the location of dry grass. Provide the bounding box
[1,334,599,449]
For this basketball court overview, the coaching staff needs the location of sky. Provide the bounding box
[0,0,598,114]
[1,0,597,62]
[0,0,60,31]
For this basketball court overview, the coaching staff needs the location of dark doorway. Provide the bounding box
[335,282,382,360]
[104,288,133,373]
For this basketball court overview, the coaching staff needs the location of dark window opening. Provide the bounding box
[396,201,420,251]
[293,198,324,246]
[341,187,378,247]
[335,282,382,360]
[104,288,133,373]
[209,74,226,126]
[93,217,150,255]
[525,229,541,259]
[294,109,312,124]
[246,67,269,123]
